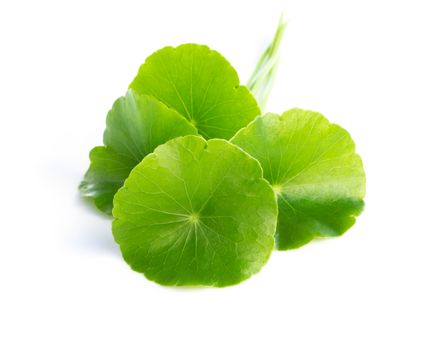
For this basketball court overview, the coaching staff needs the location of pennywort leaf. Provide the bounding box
[112,135,277,286]
[231,109,366,250]
[130,44,260,139]
[80,90,197,214]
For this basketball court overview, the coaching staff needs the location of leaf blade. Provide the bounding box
[80,90,197,214]
[112,135,277,287]
[130,44,260,139]
[231,109,366,249]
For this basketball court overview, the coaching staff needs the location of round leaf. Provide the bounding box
[112,135,277,287]
[231,109,366,250]
[130,44,260,139]
[80,90,197,214]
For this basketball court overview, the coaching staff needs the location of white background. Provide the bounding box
[1,0,440,349]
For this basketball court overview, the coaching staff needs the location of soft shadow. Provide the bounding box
[165,285,214,292]
[71,193,121,257]
[77,191,110,219]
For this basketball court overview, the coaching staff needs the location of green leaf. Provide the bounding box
[80,90,197,214]
[112,135,277,287]
[130,44,260,139]
[231,109,366,250]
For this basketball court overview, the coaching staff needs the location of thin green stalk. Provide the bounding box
[247,14,287,112]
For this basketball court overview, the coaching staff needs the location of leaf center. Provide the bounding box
[188,213,199,224]
[272,184,283,196]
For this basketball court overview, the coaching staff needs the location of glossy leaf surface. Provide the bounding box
[232,109,366,249]
[112,135,277,286]
[80,90,197,214]
[130,44,260,139]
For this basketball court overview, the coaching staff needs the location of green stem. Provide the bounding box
[247,14,287,112]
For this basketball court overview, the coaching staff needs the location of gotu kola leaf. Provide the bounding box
[112,135,277,287]
[231,109,366,250]
[80,90,197,214]
[130,44,260,139]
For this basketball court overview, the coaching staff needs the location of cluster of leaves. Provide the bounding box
[80,23,366,287]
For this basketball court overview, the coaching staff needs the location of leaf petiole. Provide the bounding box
[247,14,288,112]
